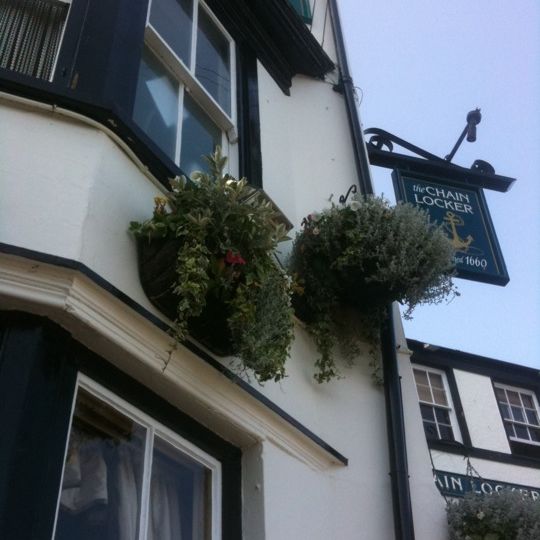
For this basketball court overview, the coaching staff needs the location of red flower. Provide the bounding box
[225,250,246,265]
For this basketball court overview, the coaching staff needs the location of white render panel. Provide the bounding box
[261,439,394,540]
[395,310,449,540]
[0,101,95,260]
[258,67,359,236]
[453,369,511,453]
[0,98,168,318]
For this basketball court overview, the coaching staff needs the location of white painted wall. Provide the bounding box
[395,310,450,540]
[0,14,399,538]
[453,369,511,452]
[258,68,358,233]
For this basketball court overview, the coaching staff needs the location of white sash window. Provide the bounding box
[133,0,236,175]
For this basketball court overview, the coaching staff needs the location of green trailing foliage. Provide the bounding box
[289,195,457,383]
[130,148,294,383]
[446,490,540,540]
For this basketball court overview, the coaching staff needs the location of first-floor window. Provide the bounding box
[494,383,540,446]
[413,366,460,443]
[132,0,236,176]
[53,376,220,540]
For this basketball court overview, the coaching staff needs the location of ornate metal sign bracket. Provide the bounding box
[364,110,516,193]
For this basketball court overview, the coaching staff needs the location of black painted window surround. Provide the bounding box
[0,0,262,188]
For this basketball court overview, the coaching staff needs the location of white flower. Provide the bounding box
[476,510,485,520]
[349,200,361,211]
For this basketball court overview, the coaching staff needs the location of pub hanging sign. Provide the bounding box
[392,169,509,286]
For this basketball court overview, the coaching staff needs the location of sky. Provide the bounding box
[339,0,540,368]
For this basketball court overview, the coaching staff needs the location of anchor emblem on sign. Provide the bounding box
[443,211,474,252]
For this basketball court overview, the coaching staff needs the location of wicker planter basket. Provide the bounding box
[137,238,235,356]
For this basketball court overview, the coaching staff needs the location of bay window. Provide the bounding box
[54,376,221,540]
[133,0,236,175]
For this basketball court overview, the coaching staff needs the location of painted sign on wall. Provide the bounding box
[434,470,540,500]
[393,170,509,286]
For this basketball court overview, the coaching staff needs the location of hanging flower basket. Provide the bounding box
[446,490,540,539]
[137,237,234,356]
[289,195,457,383]
[130,148,295,382]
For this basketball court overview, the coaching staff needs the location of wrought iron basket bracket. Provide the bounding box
[339,184,358,205]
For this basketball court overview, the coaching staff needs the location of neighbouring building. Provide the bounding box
[0,0,536,539]
[408,339,540,506]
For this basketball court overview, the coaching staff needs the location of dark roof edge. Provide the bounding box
[407,338,540,381]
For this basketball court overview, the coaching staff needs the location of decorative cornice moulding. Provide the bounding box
[0,251,346,470]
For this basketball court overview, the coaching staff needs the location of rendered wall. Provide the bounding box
[0,2,459,538]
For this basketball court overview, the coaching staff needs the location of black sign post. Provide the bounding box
[393,169,510,286]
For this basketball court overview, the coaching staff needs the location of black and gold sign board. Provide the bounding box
[393,170,509,286]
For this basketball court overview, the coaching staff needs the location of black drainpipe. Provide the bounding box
[327,2,416,539]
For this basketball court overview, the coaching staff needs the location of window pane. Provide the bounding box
[521,394,534,408]
[530,427,540,443]
[514,424,529,440]
[416,384,432,403]
[494,386,507,402]
[428,372,444,390]
[504,422,515,438]
[511,406,525,423]
[438,425,454,442]
[432,388,448,407]
[420,404,435,422]
[423,421,438,440]
[413,369,428,386]
[180,93,221,175]
[507,390,521,406]
[150,0,193,65]
[526,409,539,426]
[500,403,511,420]
[133,47,180,162]
[195,7,231,114]
[148,437,211,540]
[435,407,451,425]
[55,388,146,540]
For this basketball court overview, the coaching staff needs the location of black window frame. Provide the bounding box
[491,379,540,460]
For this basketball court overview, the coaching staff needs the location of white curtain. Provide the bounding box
[147,456,183,540]
[58,427,185,540]
[60,432,108,513]
[117,443,140,540]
